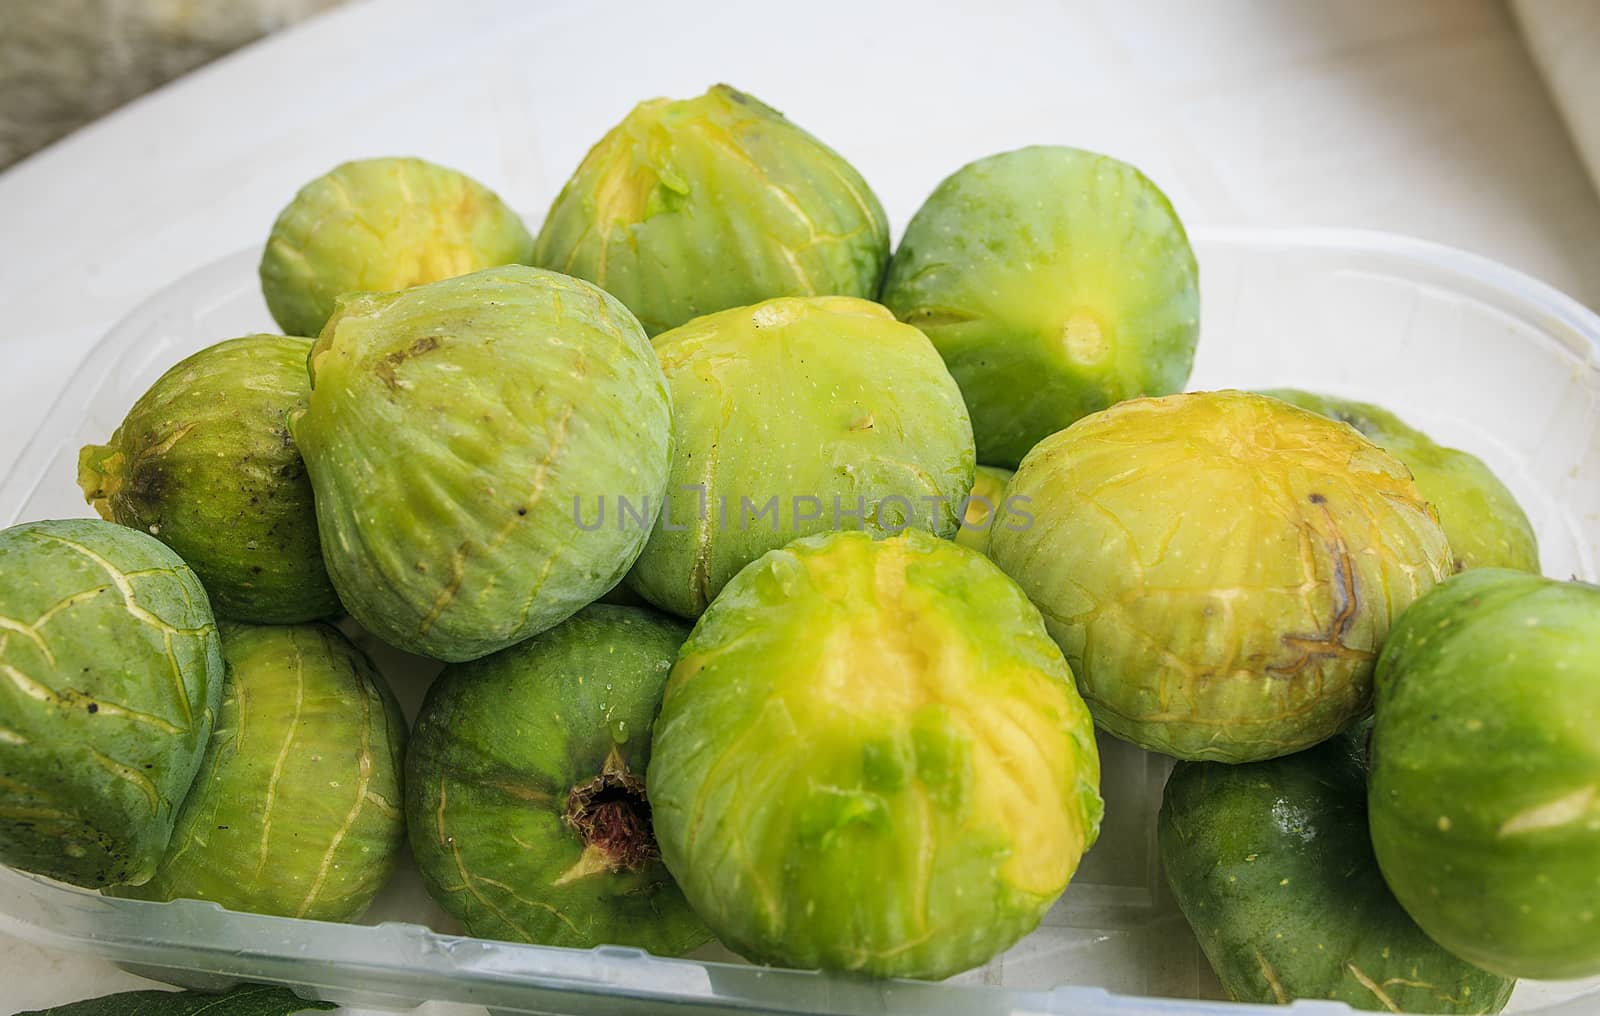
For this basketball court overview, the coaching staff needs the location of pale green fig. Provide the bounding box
[117,622,405,920]
[289,265,672,662]
[260,157,533,338]
[649,529,1103,979]
[78,335,340,623]
[625,296,974,618]
[990,391,1453,762]
[0,519,222,888]
[533,84,889,336]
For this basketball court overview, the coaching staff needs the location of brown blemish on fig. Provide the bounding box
[375,335,444,390]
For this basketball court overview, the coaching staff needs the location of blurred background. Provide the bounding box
[0,0,342,167]
[1,0,1597,186]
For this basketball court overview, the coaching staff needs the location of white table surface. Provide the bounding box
[2,0,1599,1011]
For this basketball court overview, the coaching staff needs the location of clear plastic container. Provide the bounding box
[1,228,1596,1015]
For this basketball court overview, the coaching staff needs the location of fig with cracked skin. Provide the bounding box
[0,519,222,889]
[116,621,406,921]
[1262,389,1539,574]
[78,334,341,624]
[260,157,533,338]
[881,145,1199,468]
[648,529,1102,979]
[990,391,1452,762]
[625,295,974,619]
[289,265,672,662]
[406,604,708,953]
[533,84,890,337]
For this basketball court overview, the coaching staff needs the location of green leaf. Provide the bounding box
[18,983,337,1016]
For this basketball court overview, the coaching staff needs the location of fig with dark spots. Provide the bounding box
[405,604,708,953]
[0,519,222,889]
[1160,724,1514,1012]
[115,622,406,921]
[289,265,672,662]
[78,334,341,624]
[1263,389,1539,574]
[881,146,1199,468]
[1370,569,1600,979]
[648,530,1102,978]
[532,84,889,337]
[990,391,1452,762]
[259,157,534,338]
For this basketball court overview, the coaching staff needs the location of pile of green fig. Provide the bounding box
[1,80,1594,1012]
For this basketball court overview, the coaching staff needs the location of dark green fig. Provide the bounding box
[289,265,672,662]
[78,335,340,624]
[1262,390,1539,574]
[260,157,533,338]
[533,84,890,336]
[1370,569,1600,980]
[116,622,406,921]
[990,391,1453,762]
[625,296,974,618]
[406,604,708,954]
[881,146,1199,468]
[954,464,1013,555]
[1160,727,1514,1012]
[649,529,1102,979]
[0,519,222,888]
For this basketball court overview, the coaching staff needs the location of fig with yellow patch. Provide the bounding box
[648,529,1102,979]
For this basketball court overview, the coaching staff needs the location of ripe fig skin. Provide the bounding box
[1262,389,1539,574]
[954,464,1013,555]
[0,519,222,889]
[1370,569,1600,980]
[1160,726,1515,1013]
[625,296,975,619]
[406,604,709,954]
[260,157,534,338]
[115,621,406,921]
[881,146,1199,469]
[533,84,890,337]
[989,390,1452,763]
[648,529,1103,980]
[78,334,341,624]
[290,265,672,663]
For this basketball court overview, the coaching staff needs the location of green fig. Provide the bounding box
[115,621,406,921]
[533,85,889,336]
[0,519,222,888]
[1370,569,1600,980]
[1160,726,1514,1012]
[625,296,974,618]
[649,529,1102,979]
[1263,390,1539,574]
[990,391,1452,762]
[78,335,340,624]
[289,265,672,662]
[882,146,1199,468]
[407,604,708,954]
[260,157,533,338]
